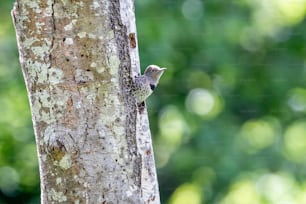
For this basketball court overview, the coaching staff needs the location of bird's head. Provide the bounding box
[144,65,166,83]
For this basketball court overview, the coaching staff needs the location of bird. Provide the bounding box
[132,65,166,108]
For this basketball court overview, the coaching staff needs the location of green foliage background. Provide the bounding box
[1,0,306,203]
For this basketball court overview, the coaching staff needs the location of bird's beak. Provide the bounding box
[158,68,166,75]
[154,68,166,79]
[158,68,166,73]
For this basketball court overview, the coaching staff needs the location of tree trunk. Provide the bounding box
[11,0,160,203]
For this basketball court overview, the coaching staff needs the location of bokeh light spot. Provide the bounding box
[239,118,276,153]
[221,172,303,204]
[250,0,306,37]
[169,183,202,204]
[273,0,306,25]
[287,87,306,113]
[220,179,262,204]
[159,105,186,146]
[182,0,204,21]
[284,120,306,163]
[155,106,189,167]
[185,88,223,118]
[256,173,296,203]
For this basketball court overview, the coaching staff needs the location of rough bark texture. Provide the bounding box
[12,0,160,203]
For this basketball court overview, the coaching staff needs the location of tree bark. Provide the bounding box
[11,0,160,203]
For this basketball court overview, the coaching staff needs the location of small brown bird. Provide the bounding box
[132,65,166,104]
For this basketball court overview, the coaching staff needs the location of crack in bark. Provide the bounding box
[109,0,142,191]
[49,0,56,69]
